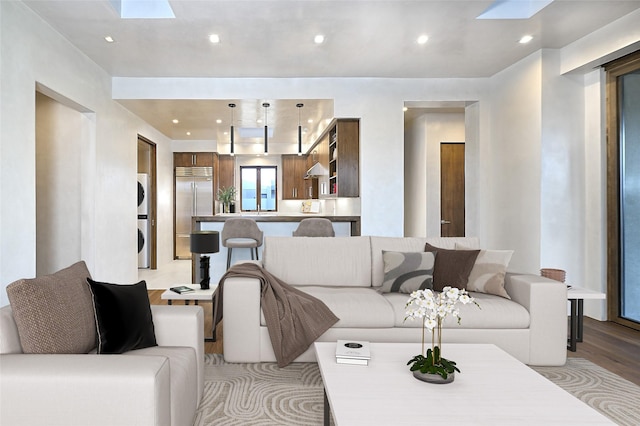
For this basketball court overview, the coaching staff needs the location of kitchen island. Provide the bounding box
[191,214,361,283]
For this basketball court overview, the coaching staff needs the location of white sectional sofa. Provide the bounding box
[223,236,568,366]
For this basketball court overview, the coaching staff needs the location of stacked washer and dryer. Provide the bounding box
[137,173,150,268]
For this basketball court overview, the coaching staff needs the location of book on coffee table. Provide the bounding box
[170,285,195,294]
[336,340,370,365]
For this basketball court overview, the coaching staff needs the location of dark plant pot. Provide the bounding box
[413,370,455,384]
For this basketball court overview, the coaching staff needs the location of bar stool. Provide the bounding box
[292,218,335,237]
[221,218,264,269]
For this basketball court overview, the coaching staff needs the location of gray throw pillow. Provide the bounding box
[6,261,97,354]
[380,251,436,293]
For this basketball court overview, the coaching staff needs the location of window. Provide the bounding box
[606,50,640,330]
[240,166,277,212]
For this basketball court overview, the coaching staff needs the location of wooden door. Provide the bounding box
[440,143,465,237]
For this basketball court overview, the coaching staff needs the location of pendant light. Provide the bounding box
[262,102,270,155]
[228,103,236,156]
[296,103,304,156]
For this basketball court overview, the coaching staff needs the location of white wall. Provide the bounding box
[583,68,608,320]
[484,52,543,273]
[404,115,427,237]
[0,2,172,305]
[540,49,587,286]
[113,77,488,238]
[35,92,86,275]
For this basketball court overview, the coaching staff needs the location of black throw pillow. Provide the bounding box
[87,278,157,354]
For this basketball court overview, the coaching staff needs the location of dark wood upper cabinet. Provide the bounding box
[318,118,359,198]
[282,154,309,199]
[174,152,214,168]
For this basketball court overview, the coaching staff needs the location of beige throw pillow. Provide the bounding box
[456,243,513,299]
[6,261,97,354]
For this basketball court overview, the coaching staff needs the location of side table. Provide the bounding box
[161,284,219,342]
[567,286,606,351]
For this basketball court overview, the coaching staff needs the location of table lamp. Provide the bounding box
[190,231,220,289]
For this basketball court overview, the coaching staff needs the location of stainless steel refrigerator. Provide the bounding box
[175,166,213,259]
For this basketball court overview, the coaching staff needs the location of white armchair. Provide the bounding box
[0,304,204,426]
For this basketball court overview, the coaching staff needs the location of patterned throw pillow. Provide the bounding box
[380,251,436,293]
[6,261,97,354]
[87,279,157,354]
[456,243,513,299]
[424,243,480,291]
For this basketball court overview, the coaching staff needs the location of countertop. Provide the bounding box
[192,214,361,236]
[194,214,359,222]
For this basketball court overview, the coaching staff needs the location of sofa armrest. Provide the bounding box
[222,276,262,362]
[0,354,171,426]
[505,274,567,366]
[150,304,204,401]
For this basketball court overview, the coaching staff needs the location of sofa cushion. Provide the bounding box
[87,279,157,354]
[424,243,479,291]
[261,286,395,328]
[384,291,530,329]
[263,236,372,287]
[6,261,97,354]
[380,251,435,293]
[128,346,197,426]
[456,244,513,299]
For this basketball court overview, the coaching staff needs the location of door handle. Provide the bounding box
[441,220,451,225]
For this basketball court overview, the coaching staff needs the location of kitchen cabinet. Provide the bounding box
[217,154,235,190]
[282,155,309,199]
[329,119,359,197]
[311,118,359,198]
[174,152,214,167]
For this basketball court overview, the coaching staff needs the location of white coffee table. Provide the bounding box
[567,286,606,351]
[314,342,613,426]
[161,284,219,342]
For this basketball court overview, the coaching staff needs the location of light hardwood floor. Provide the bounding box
[148,289,640,386]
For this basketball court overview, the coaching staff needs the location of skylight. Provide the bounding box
[109,0,175,19]
[477,0,554,20]
[239,128,275,139]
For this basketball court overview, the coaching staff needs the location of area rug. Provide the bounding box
[532,358,640,426]
[194,354,640,426]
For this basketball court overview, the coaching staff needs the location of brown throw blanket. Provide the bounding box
[216,263,339,367]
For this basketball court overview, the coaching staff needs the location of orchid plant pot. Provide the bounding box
[404,287,480,384]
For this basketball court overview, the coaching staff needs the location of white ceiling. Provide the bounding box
[23,0,640,149]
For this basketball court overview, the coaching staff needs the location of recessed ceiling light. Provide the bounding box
[519,35,533,44]
[307,119,313,124]
[257,119,263,124]
[403,107,408,112]
[172,119,179,124]
[209,34,220,44]
[314,34,325,44]
[216,119,222,124]
[417,35,429,45]
[104,36,115,43]
[186,131,191,136]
